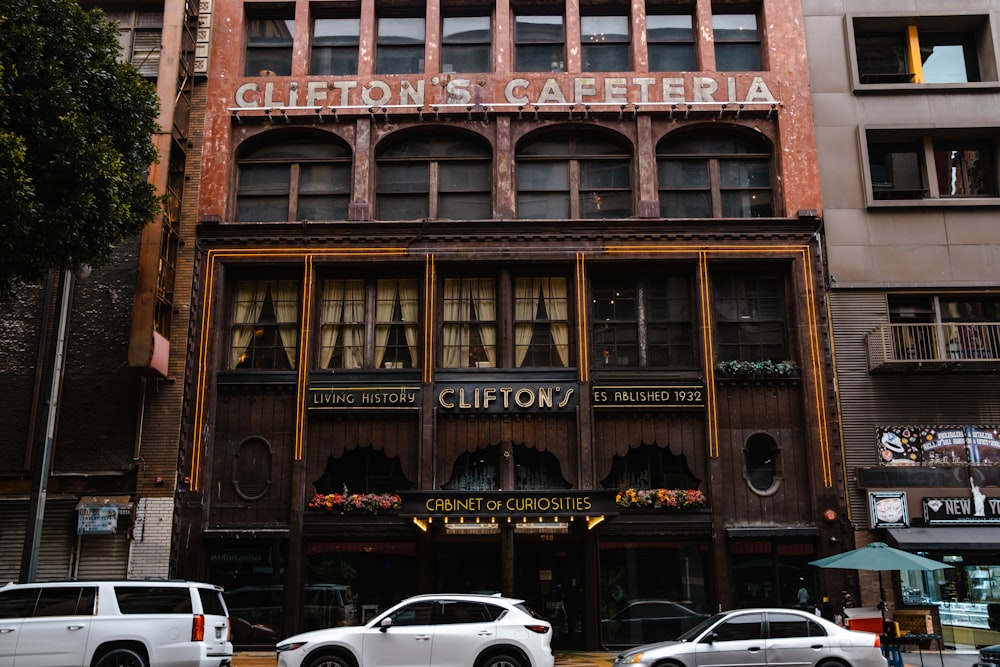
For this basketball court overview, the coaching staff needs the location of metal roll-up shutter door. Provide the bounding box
[36,500,76,581]
[0,500,28,581]
[77,532,130,579]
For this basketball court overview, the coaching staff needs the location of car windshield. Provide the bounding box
[676,612,725,641]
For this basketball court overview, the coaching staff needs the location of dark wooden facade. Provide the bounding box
[175,0,842,649]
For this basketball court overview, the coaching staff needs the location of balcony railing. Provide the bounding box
[866,323,1000,372]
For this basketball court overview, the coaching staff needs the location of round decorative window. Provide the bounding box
[233,436,273,501]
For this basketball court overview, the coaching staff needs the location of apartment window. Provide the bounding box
[713,12,761,71]
[246,17,295,76]
[515,14,565,72]
[866,131,998,201]
[854,18,986,84]
[658,130,774,218]
[581,15,630,72]
[319,278,420,369]
[311,17,360,75]
[375,133,492,220]
[647,12,696,71]
[515,277,570,368]
[517,130,632,219]
[592,272,694,368]
[236,134,352,222]
[442,278,497,368]
[442,15,491,73]
[106,9,162,77]
[714,272,787,362]
[230,280,300,370]
[376,17,425,74]
[889,295,1000,360]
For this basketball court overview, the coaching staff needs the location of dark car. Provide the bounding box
[601,599,709,648]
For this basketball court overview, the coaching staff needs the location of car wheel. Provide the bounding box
[94,648,147,667]
[480,654,525,667]
[305,653,352,667]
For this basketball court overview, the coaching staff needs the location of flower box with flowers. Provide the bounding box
[308,489,402,514]
[615,488,706,511]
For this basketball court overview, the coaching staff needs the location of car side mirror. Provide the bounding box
[704,632,717,644]
[379,617,393,633]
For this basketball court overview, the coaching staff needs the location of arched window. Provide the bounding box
[375,132,492,220]
[657,129,774,218]
[517,129,632,219]
[236,133,352,222]
[744,433,780,494]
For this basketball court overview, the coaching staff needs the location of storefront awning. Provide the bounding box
[888,526,1000,551]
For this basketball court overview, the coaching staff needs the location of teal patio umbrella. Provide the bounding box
[810,542,952,609]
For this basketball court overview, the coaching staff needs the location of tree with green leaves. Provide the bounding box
[0,0,160,298]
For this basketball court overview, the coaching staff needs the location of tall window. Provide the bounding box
[376,17,425,74]
[515,14,565,72]
[889,294,1000,360]
[591,272,694,368]
[442,278,496,368]
[514,277,570,368]
[230,280,300,370]
[658,130,774,218]
[375,133,492,220]
[442,15,491,73]
[854,19,985,84]
[106,9,162,77]
[319,278,420,369]
[237,134,352,222]
[712,12,761,71]
[311,17,360,75]
[713,272,787,362]
[517,131,632,219]
[581,15,630,71]
[647,12,696,71]
[246,17,295,76]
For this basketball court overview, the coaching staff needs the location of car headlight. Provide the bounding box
[276,642,307,653]
[616,652,644,664]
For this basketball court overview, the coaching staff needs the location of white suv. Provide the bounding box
[0,579,234,667]
[276,592,554,667]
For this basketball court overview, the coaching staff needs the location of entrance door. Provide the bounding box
[513,530,584,649]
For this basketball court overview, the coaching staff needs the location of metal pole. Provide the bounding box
[20,270,75,582]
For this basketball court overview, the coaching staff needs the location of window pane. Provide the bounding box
[649,44,696,72]
[580,160,630,189]
[715,43,761,71]
[439,194,491,220]
[300,164,350,195]
[239,164,291,194]
[298,195,349,221]
[920,33,980,83]
[517,44,565,72]
[379,195,428,220]
[518,192,570,218]
[377,18,425,74]
[662,192,710,218]
[378,163,428,194]
[868,141,924,199]
[516,15,564,42]
[721,190,773,217]
[933,145,995,196]
[377,46,424,74]
[246,19,294,76]
[516,16,564,71]
[856,33,912,83]
[440,162,490,192]
[713,14,759,41]
[312,19,360,75]
[582,17,629,71]
[581,191,631,218]
[720,159,771,188]
[518,162,569,190]
[648,15,695,70]
[660,160,709,188]
[442,44,491,73]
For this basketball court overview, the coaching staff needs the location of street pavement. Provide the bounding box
[233,646,982,667]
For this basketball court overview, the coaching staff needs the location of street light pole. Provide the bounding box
[20,269,75,582]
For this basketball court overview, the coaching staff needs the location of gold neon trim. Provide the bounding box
[698,253,720,458]
[576,253,589,383]
[423,255,435,385]
[294,259,314,460]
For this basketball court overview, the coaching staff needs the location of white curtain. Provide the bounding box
[374,279,397,368]
[472,279,496,367]
[514,277,569,367]
[399,279,420,365]
[272,280,299,368]
[229,281,269,368]
[441,278,468,368]
[320,279,364,368]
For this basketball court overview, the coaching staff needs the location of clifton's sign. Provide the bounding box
[231,73,779,113]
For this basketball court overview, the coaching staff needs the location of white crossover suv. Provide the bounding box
[0,579,234,667]
[276,592,554,667]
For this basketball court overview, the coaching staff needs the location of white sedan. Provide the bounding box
[276,593,553,667]
[612,608,888,667]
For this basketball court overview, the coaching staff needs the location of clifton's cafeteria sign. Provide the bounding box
[400,490,618,518]
[232,73,778,112]
[308,383,577,413]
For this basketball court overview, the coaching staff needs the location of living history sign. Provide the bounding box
[875,426,1000,466]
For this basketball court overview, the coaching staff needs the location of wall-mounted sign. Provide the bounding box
[869,491,909,528]
[308,385,420,411]
[77,506,119,535]
[592,384,704,409]
[875,426,1000,466]
[924,486,1000,524]
[436,383,577,413]
[399,490,617,518]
